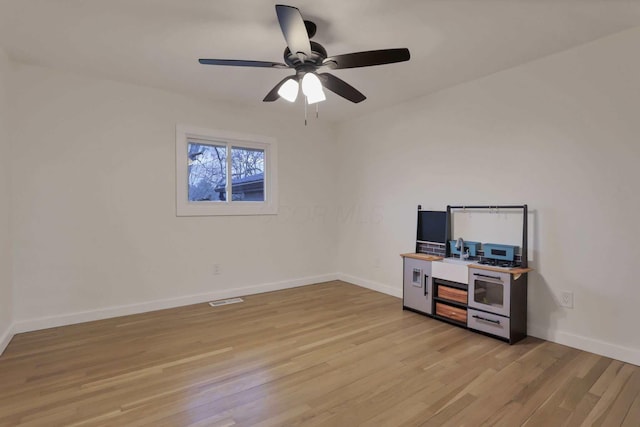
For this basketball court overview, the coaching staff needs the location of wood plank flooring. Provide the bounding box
[0,281,638,426]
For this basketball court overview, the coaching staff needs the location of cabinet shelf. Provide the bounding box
[433,296,467,309]
[432,278,467,291]
[435,301,467,324]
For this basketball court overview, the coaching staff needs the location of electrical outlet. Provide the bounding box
[213,264,221,275]
[559,291,573,308]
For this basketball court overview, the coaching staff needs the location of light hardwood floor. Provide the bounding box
[0,281,639,426]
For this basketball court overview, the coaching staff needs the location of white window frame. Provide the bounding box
[176,124,278,216]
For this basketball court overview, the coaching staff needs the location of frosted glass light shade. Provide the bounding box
[301,73,326,104]
[277,78,299,102]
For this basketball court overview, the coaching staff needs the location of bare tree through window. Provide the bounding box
[188,142,265,202]
[188,143,226,201]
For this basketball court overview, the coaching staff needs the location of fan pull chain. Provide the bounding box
[302,97,319,126]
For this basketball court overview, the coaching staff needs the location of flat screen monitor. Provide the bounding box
[417,210,447,243]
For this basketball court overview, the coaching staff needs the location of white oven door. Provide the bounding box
[468,270,510,317]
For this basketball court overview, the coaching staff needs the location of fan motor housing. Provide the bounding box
[283,41,327,68]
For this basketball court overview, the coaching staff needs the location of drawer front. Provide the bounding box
[435,302,467,323]
[467,308,510,339]
[438,285,468,304]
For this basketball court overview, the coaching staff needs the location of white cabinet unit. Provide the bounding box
[402,257,432,315]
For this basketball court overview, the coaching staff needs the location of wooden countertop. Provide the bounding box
[470,264,534,275]
[400,253,534,275]
[400,253,443,261]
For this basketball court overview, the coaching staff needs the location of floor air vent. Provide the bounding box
[209,297,244,307]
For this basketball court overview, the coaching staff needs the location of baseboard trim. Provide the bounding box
[0,323,14,357]
[337,273,402,299]
[528,325,639,367]
[336,273,640,367]
[10,273,639,367]
[13,274,339,334]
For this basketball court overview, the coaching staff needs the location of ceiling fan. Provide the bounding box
[199,4,410,105]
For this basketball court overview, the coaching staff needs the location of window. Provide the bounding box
[176,125,278,216]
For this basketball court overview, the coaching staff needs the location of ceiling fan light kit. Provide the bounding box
[199,4,410,121]
[301,73,326,104]
[277,78,299,102]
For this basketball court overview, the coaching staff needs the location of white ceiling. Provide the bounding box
[1,0,640,122]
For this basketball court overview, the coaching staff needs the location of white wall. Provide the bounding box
[336,27,640,365]
[6,27,640,366]
[0,48,13,353]
[10,64,339,329]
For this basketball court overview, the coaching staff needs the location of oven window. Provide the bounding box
[474,280,504,308]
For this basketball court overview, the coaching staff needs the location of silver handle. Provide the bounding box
[474,273,502,282]
[472,314,501,325]
[424,275,429,296]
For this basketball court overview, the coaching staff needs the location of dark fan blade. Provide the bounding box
[275,5,312,58]
[322,48,410,70]
[263,76,296,102]
[199,59,288,69]
[319,73,366,103]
